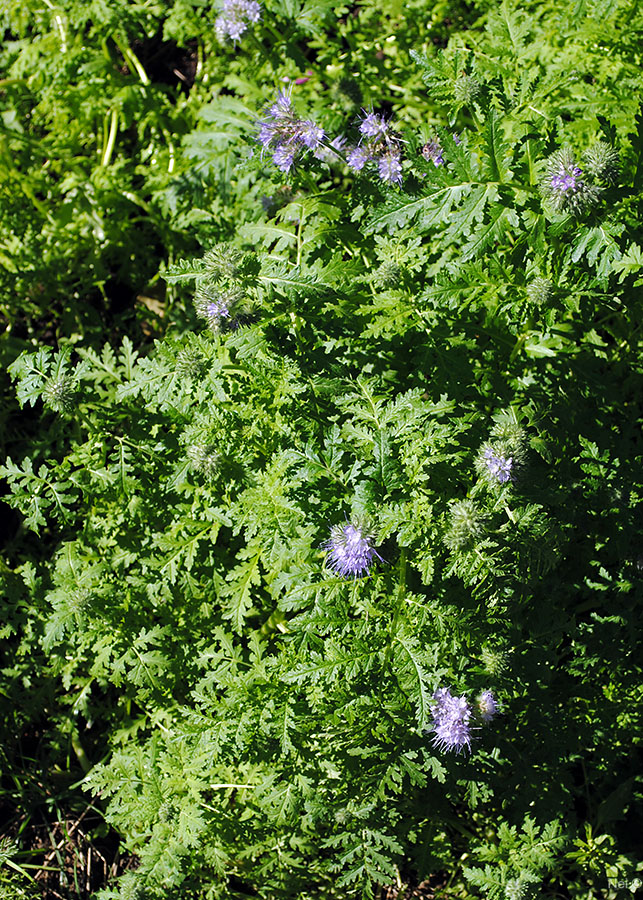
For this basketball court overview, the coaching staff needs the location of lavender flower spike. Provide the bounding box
[359,111,388,139]
[272,145,296,173]
[324,521,380,578]
[477,690,499,723]
[346,145,370,171]
[299,120,325,150]
[430,687,472,754]
[378,153,403,185]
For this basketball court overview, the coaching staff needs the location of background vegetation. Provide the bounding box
[1,0,642,898]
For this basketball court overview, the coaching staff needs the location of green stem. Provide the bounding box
[509,332,528,363]
[248,29,280,72]
[101,108,119,167]
[113,35,150,85]
[71,730,91,774]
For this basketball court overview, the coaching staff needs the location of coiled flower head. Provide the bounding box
[335,76,363,110]
[373,260,402,288]
[176,346,207,379]
[582,141,620,185]
[324,520,380,578]
[477,690,499,723]
[504,873,540,900]
[43,375,76,414]
[430,687,473,754]
[203,244,250,282]
[481,644,509,676]
[187,443,220,481]
[454,74,483,105]
[444,499,485,551]
[526,276,554,307]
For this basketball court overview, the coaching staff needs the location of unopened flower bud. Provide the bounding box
[43,375,76,414]
[582,141,620,185]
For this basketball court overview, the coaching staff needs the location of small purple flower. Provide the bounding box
[431,687,472,754]
[378,153,403,185]
[347,145,370,171]
[294,69,313,85]
[483,446,513,484]
[207,299,230,321]
[542,147,597,214]
[477,690,498,723]
[215,0,262,44]
[299,120,325,150]
[324,521,380,578]
[269,90,293,119]
[421,139,444,167]
[359,111,388,139]
[273,145,296,173]
[550,167,582,195]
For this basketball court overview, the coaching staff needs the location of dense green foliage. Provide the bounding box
[2,0,643,898]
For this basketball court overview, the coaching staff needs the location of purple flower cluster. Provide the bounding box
[345,109,404,186]
[477,690,499,722]
[550,166,582,195]
[194,286,239,332]
[324,521,380,578]
[421,138,444,167]
[541,147,598,214]
[430,687,473,754]
[215,0,261,43]
[483,446,513,484]
[431,688,498,754]
[256,90,325,174]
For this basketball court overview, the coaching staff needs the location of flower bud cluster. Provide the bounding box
[453,74,483,105]
[176,346,207,379]
[481,644,510,676]
[215,0,261,44]
[43,375,76,414]
[444,499,486,550]
[187,442,220,482]
[582,141,620,185]
[526,276,554,307]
